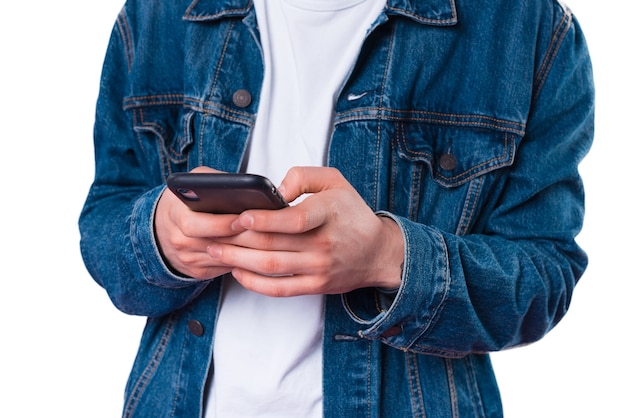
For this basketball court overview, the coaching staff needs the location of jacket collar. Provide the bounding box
[184,0,457,26]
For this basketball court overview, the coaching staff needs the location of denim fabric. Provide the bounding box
[79,0,594,416]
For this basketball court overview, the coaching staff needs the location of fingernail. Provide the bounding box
[207,244,222,258]
[238,214,254,229]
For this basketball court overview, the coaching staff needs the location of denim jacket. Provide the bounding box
[79,0,594,416]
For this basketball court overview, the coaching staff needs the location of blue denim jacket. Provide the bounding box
[79,0,594,416]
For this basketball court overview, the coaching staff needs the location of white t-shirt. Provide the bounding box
[205,1,385,417]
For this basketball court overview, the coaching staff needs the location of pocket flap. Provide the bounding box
[396,124,518,187]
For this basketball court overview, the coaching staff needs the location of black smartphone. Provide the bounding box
[166,172,288,214]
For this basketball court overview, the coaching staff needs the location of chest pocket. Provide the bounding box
[391,122,519,234]
[129,103,195,183]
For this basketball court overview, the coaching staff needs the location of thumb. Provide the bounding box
[278,166,347,202]
[190,166,224,174]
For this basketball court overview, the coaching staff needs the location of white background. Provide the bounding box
[0,1,623,417]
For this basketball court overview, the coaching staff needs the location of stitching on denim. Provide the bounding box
[186,97,254,118]
[209,21,235,99]
[169,322,190,418]
[123,95,255,126]
[198,110,207,167]
[405,353,426,417]
[533,4,572,101]
[341,293,367,323]
[412,164,423,222]
[374,22,396,210]
[367,342,372,418]
[134,109,172,178]
[386,0,457,26]
[464,356,487,418]
[398,132,514,186]
[123,315,178,418]
[190,106,254,126]
[374,291,383,313]
[132,108,172,183]
[123,94,185,108]
[445,358,460,418]
[132,109,147,156]
[183,0,253,21]
[339,109,525,128]
[456,175,484,236]
[398,122,423,221]
[136,120,189,161]
[403,232,450,351]
[390,125,398,214]
[337,110,525,136]
[116,8,134,73]
[184,0,201,18]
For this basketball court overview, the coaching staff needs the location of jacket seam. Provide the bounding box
[208,20,235,99]
[169,323,190,417]
[386,0,458,26]
[183,0,253,21]
[406,353,426,417]
[532,3,572,100]
[465,356,487,418]
[456,176,484,236]
[123,315,178,418]
[374,20,397,210]
[116,8,134,73]
[445,358,460,418]
[123,95,255,127]
[336,110,526,136]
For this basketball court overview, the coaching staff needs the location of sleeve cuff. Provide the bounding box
[343,213,451,351]
[130,185,203,288]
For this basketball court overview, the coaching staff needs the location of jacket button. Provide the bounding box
[187,320,205,337]
[439,153,457,171]
[233,89,252,108]
[382,326,402,338]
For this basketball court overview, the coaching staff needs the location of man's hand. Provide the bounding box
[206,167,405,297]
[154,167,240,279]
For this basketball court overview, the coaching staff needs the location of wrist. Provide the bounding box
[375,215,405,289]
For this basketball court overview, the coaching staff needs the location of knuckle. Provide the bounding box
[260,232,276,249]
[260,257,282,275]
[176,251,198,266]
[168,232,189,251]
[294,211,312,232]
[267,284,290,298]
[176,216,195,236]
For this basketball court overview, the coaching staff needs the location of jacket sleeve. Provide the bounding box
[79,5,211,318]
[344,7,594,357]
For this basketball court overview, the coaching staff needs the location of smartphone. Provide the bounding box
[166,172,288,214]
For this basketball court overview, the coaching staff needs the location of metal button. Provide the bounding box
[232,89,252,108]
[187,319,205,337]
[382,326,402,338]
[439,153,457,171]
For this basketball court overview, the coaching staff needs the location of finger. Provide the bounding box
[164,242,234,280]
[278,166,346,202]
[232,201,328,235]
[189,166,225,174]
[162,188,239,238]
[176,210,240,239]
[207,241,319,277]
[214,229,309,253]
[231,270,324,297]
